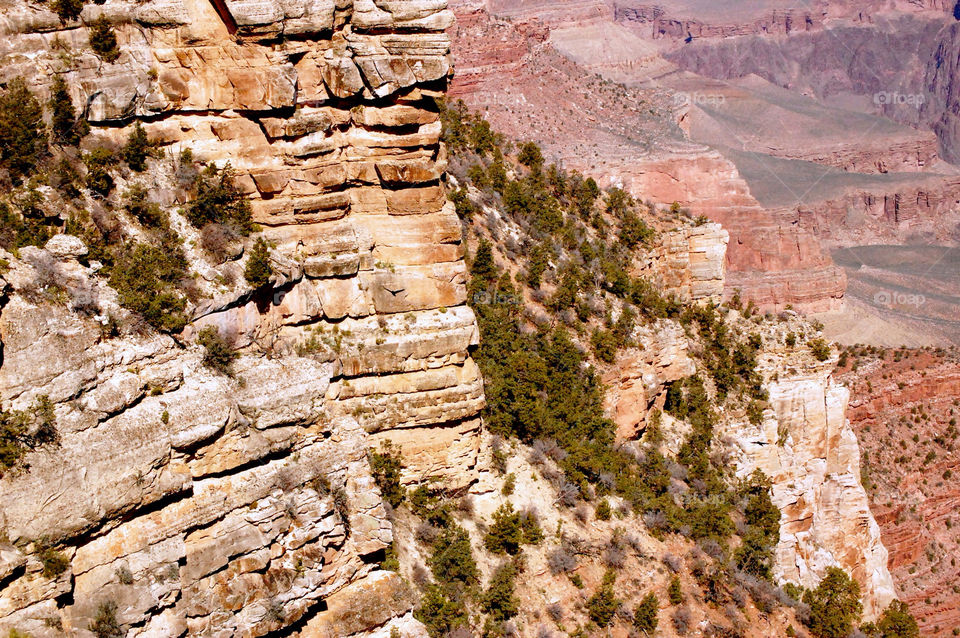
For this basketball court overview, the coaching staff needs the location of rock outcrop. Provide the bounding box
[602,320,696,439]
[840,350,960,636]
[637,222,728,305]
[0,0,482,635]
[725,329,896,620]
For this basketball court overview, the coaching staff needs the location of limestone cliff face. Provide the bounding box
[637,222,728,305]
[0,0,481,635]
[726,337,896,620]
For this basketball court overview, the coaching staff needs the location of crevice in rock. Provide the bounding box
[206,0,239,35]
[0,563,26,592]
[271,598,330,638]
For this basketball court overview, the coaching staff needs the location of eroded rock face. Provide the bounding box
[840,351,960,636]
[602,320,695,439]
[0,0,479,635]
[637,222,728,304]
[725,337,896,620]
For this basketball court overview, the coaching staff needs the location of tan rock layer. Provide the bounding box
[0,0,481,636]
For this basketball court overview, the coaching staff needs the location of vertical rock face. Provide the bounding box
[841,351,960,635]
[602,320,696,439]
[726,344,896,620]
[0,0,481,635]
[638,222,728,304]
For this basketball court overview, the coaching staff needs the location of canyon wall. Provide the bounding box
[666,13,960,163]
[0,0,482,636]
[446,3,850,314]
[841,352,960,636]
[725,334,896,620]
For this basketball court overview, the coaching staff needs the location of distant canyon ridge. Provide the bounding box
[447,0,960,343]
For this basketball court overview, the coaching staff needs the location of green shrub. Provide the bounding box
[53,158,82,198]
[379,543,400,572]
[428,525,478,590]
[619,210,653,248]
[517,141,543,170]
[746,399,765,426]
[802,567,862,638]
[49,76,86,146]
[449,187,476,218]
[35,537,69,578]
[481,562,519,621]
[409,485,453,527]
[469,119,497,156]
[668,576,683,605]
[782,582,804,601]
[244,237,273,289]
[590,329,617,364]
[198,327,237,375]
[633,592,659,634]
[0,396,58,477]
[84,148,115,196]
[735,528,775,580]
[88,16,119,62]
[0,78,45,182]
[414,584,469,638]
[684,499,734,543]
[484,503,524,555]
[0,201,52,252]
[109,241,187,332]
[519,509,543,545]
[368,440,405,508]
[874,600,919,638]
[808,338,831,362]
[124,185,166,228]
[501,472,515,496]
[525,243,550,289]
[586,570,620,628]
[53,0,84,21]
[741,471,780,539]
[89,601,123,638]
[605,187,632,217]
[122,122,151,172]
[595,499,612,521]
[186,164,253,234]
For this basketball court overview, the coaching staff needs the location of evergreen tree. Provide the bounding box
[586,570,620,628]
[803,567,862,638]
[0,78,45,181]
[481,562,519,621]
[633,593,659,635]
[53,0,84,22]
[49,76,85,146]
[89,16,119,62]
[123,122,150,171]
[244,238,273,289]
[875,601,919,638]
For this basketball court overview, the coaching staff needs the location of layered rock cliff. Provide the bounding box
[0,0,482,636]
[725,329,896,620]
[839,349,960,636]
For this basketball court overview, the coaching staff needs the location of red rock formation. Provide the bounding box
[797,174,960,246]
[840,350,960,636]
